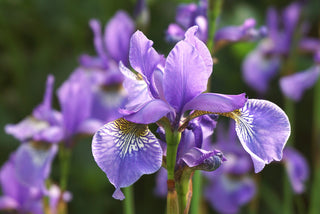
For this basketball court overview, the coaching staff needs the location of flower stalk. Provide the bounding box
[165,126,181,214]
[309,79,320,214]
[207,0,223,55]
[123,186,135,214]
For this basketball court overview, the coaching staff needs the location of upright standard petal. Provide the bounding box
[129,30,162,86]
[163,40,207,113]
[184,26,213,76]
[92,118,163,200]
[280,66,320,101]
[283,147,309,193]
[89,19,108,67]
[233,99,290,173]
[57,69,93,139]
[105,11,134,64]
[32,75,55,123]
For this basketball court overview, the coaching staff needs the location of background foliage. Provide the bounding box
[0,0,319,213]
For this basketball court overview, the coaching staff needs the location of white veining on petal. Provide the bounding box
[233,103,255,143]
[232,99,291,172]
[99,118,159,158]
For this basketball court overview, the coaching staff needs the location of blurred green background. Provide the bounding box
[0,0,319,213]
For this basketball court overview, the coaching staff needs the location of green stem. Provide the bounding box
[176,171,193,214]
[58,144,72,214]
[283,98,295,214]
[309,79,320,214]
[190,171,202,214]
[123,186,135,214]
[59,145,72,191]
[166,129,181,180]
[165,127,181,214]
[207,0,223,55]
[283,171,294,214]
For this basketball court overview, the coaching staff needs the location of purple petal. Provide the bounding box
[78,54,105,69]
[175,3,198,28]
[57,69,93,139]
[0,154,44,211]
[90,87,125,122]
[214,124,253,175]
[183,93,247,114]
[154,167,167,197]
[184,26,213,76]
[205,175,256,214]
[234,99,291,173]
[280,66,320,101]
[119,61,153,112]
[283,147,309,193]
[299,38,320,53]
[166,24,185,42]
[89,19,108,67]
[14,143,58,188]
[194,16,208,42]
[32,75,55,123]
[123,99,173,124]
[33,126,64,143]
[0,196,18,210]
[104,11,134,64]
[242,46,280,94]
[129,30,162,97]
[181,148,224,171]
[214,18,265,45]
[163,40,207,113]
[282,2,301,42]
[92,118,163,200]
[5,117,49,142]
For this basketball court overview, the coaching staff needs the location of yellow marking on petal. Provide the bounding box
[113,118,148,137]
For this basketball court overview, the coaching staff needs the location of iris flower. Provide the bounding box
[243,2,320,100]
[92,26,290,199]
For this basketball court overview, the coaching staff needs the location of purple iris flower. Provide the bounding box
[166,0,266,48]
[283,147,309,194]
[79,11,135,69]
[166,0,207,42]
[92,26,290,199]
[78,11,135,123]
[243,2,320,99]
[5,75,63,144]
[0,143,57,214]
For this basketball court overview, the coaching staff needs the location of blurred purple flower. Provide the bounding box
[205,175,255,214]
[48,184,72,214]
[283,147,309,193]
[214,18,267,50]
[280,66,320,101]
[242,2,320,99]
[167,0,266,48]
[77,11,136,123]
[166,0,207,42]
[79,11,135,69]
[5,75,63,144]
[0,144,57,214]
[203,123,256,214]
